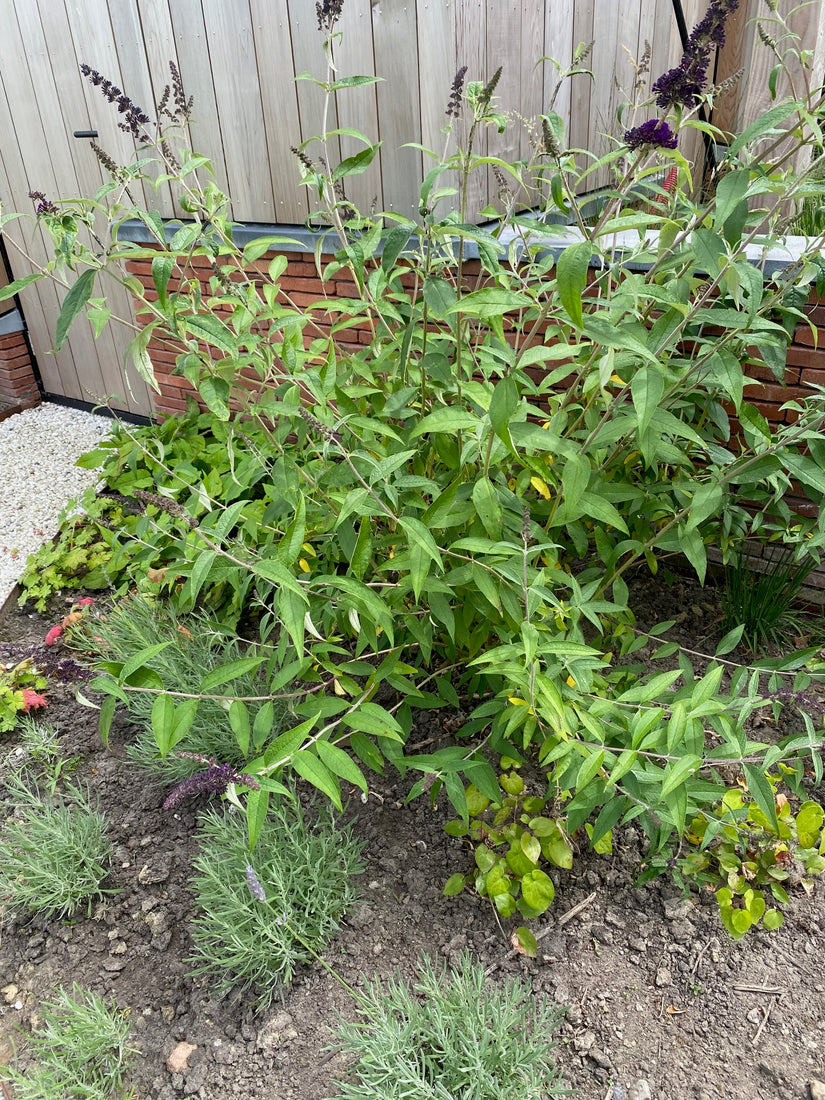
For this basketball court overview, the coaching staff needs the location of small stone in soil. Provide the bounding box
[628,1080,653,1100]
[166,1041,197,1074]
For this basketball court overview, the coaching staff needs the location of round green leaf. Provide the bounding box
[762,908,784,930]
[520,832,541,865]
[521,869,555,912]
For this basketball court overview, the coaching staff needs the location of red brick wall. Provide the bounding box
[0,328,40,408]
[123,250,825,505]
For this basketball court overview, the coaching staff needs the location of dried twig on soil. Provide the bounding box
[557,890,598,927]
[751,996,782,1046]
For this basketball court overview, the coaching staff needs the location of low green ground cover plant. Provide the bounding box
[3,0,825,939]
[0,657,47,732]
[675,779,825,938]
[13,717,82,793]
[0,774,113,919]
[330,952,564,1100]
[17,499,123,612]
[1,984,136,1100]
[188,797,363,1005]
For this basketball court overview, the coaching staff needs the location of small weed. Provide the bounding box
[188,798,363,1005]
[15,718,82,793]
[0,774,114,920]
[672,780,825,939]
[1,984,136,1100]
[330,952,565,1100]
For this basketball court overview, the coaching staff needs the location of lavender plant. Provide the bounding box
[330,952,564,1100]
[188,798,363,1005]
[1,984,136,1100]
[0,775,113,920]
[71,594,288,781]
[3,2,825,938]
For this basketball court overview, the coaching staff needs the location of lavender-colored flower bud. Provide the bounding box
[245,864,266,902]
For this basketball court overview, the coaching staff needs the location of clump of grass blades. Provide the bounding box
[1,984,136,1100]
[0,774,113,919]
[189,798,363,1006]
[330,951,565,1100]
[721,545,817,652]
[75,594,286,780]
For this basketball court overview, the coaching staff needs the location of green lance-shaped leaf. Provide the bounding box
[556,240,592,329]
[55,268,96,350]
[0,272,42,302]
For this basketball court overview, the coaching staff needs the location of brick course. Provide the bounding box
[0,327,39,408]
[123,248,825,509]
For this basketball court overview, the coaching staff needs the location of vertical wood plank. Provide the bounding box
[249,0,308,222]
[417,0,458,216]
[569,0,594,185]
[61,0,149,210]
[93,0,175,217]
[168,0,232,212]
[21,0,151,413]
[587,1,620,168]
[288,0,341,195]
[0,36,82,401]
[200,0,275,222]
[543,0,574,139]
[372,0,422,219]
[486,0,522,177]
[455,0,488,216]
[334,0,382,217]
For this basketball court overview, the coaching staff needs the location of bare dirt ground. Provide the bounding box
[1,575,824,1100]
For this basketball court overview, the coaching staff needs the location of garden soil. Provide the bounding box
[1,575,824,1100]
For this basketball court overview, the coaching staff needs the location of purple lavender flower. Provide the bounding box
[162,761,260,812]
[245,864,266,902]
[624,119,678,151]
[651,0,740,110]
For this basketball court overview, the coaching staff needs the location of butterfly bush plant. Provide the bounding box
[3,0,825,941]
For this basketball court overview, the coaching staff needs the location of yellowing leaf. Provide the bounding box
[333,678,346,696]
[508,696,529,706]
[301,542,317,557]
[531,476,551,500]
[566,675,577,687]
[610,373,626,385]
[298,558,311,573]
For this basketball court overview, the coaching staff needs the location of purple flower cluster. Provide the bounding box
[624,119,678,151]
[445,66,468,119]
[765,685,825,716]
[316,0,344,31]
[652,0,740,110]
[79,64,151,139]
[162,761,260,812]
[28,191,58,216]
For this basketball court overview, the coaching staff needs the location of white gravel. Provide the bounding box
[0,403,113,608]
